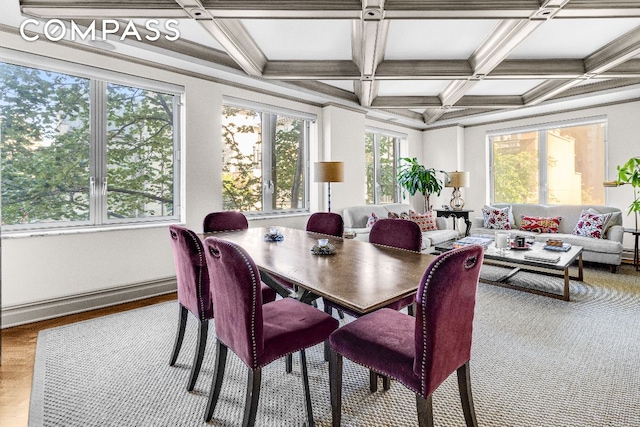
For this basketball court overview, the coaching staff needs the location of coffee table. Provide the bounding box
[434,240,583,301]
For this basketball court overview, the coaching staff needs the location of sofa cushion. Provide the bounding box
[481,205,512,230]
[409,210,438,232]
[520,215,562,233]
[572,210,611,239]
[366,212,381,228]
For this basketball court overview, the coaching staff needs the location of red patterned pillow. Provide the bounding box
[366,212,380,228]
[520,215,562,233]
[572,210,612,239]
[482,206,511,230]
[409,210,437,232]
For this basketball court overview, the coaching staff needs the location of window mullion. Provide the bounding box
[374,134,381,204]
[91,80,107,225]
[262,113,274,212]
[539,130,548,204]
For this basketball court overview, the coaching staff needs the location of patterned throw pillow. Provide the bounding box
[520,215,562,233]
[366,212,380,228]
[572,210,612,239]
[409,210,438,232]
[587,208,620,236]
[387,212,400,219]
[482,205,511,230]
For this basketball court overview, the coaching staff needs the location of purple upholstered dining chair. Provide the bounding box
[203,211,248,233]
[168,225,276,391]
[328,245,484,427]
[369,218,422,252]
[203,236,339,426]
[306,212,344,237]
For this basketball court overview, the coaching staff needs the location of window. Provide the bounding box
[0,59,181,232]
[489,119,606,205]
[365,128,402,204]
[221,99,311,213]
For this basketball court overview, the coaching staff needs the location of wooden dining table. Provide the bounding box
[203,226,437,315]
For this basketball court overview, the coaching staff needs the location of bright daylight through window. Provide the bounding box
[221,101,310,214]
[0,60,181,232]
[365,128,402,204]
[490,119,606,205]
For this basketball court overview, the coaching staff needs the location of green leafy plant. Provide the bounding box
[397,157,447,212]
[616,156,640,230]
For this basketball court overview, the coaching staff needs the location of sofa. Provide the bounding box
[469,203,624,271]
[342,203,459,252]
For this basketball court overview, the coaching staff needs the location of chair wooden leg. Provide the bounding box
[286,354,293,373]
[369,370,378,392]
[242,367,262,427]
[204,341,228,422]
[416,394,434,427]
[299,349,314,426]
[407,303,415,317]
[381,374,391,390]
[329,349,343,427]
[457,361,478,427]
[187,320,208,391]
[169,304,188,366]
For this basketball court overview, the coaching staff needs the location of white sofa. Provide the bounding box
[342,203,459,252]
[470,203,624,271]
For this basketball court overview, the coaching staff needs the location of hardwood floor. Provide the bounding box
[0,293,177,427]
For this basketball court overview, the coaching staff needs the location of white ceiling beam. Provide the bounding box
[352,0,389,107]
[584,26,640,75]
[263,61,360,79]
[371,96,442,109]
[522,79,579,105]
[422,109,446,125]
[21,0,640,19]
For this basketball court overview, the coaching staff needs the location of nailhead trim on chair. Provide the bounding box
[185,229,207,322]
[418,245,478,397]
[219,239,260,369]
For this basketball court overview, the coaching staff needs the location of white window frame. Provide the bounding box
[0,50,183,234]
[487,116,608,205]
[222,97,313,216]
[365,127,404,205]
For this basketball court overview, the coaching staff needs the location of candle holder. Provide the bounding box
[495,231,510,255]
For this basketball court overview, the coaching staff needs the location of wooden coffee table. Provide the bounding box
[434,240,583,301]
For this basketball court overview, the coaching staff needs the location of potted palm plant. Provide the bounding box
[397,157,447,212]
[617,156,640,231]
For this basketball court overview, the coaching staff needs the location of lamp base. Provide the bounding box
[450,188,465,210]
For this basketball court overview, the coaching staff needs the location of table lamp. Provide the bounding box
[315,161,344,212]
[445,171,470,210]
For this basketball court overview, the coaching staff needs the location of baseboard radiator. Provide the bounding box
[1,277,177,328]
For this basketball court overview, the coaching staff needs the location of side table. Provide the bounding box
[623,228,639,271]
[435,209,474,236]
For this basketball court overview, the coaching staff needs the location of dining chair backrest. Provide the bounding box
[203,211,249,233]
[414,244,484,397]
[369,218,422,252]
[306,212,344,237]
[168,224,214,321]
[204,236,264,368]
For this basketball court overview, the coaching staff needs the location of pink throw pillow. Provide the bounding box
[409,211,437,232]
[520,215,562,233]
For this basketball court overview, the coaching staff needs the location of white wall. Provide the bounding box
[0,32,424,320]
[426,103,640,249]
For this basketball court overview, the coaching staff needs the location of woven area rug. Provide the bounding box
[30,264,640,426]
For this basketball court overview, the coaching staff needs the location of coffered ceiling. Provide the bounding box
[14,1,640,129]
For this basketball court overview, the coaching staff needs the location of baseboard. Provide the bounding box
[1,277,177,328]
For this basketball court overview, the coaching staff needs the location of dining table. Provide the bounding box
[202,226,438,315]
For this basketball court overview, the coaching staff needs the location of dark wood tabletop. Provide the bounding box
[203,226,437,315]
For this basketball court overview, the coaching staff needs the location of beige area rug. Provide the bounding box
[30,264,640,426]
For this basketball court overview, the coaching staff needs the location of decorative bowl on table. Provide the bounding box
[264,228,284,242]
[311,242,336,255]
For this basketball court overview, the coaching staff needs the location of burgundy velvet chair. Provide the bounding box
[328,245,484,427]
[203,236,339,426]
[168,225,276,391]
[203,211,248,233]
[369,218,422,251]
[306,212,344,237]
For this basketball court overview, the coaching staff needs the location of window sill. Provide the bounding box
[1,221,179,240]
[246,211,310,221]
